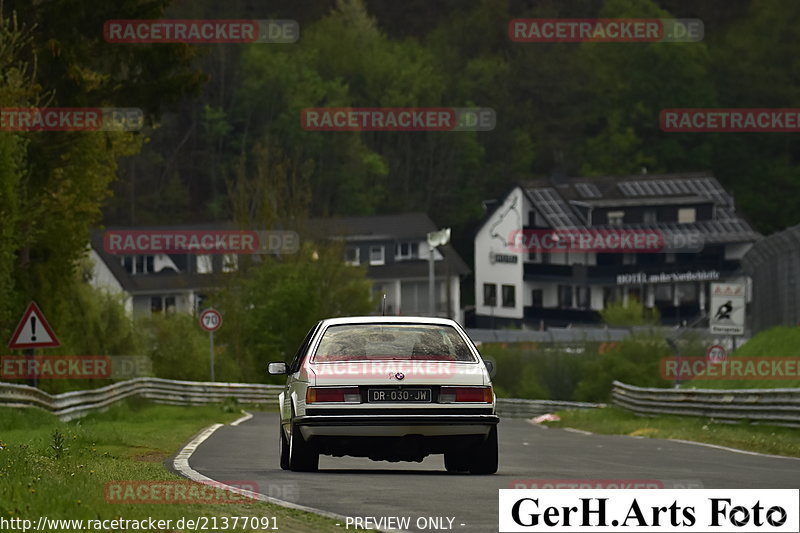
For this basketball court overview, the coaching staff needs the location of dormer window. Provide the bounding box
[369,245,385,266]
[678,207,696,223]
[344,247,360,266]
[395,241,419,260]
[607,211,624,226]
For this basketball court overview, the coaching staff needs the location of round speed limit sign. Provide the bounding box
[199,308,222,332]
[706,344,727,363]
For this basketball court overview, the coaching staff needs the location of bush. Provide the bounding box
[600,296,660,326]
[480,343,593,400]
[573,333,677,402]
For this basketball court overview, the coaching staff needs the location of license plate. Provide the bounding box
[368,388,432,403]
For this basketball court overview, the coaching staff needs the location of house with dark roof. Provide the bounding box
[306,213,470,321]
[88,213,470,321]
[474,172,760,328]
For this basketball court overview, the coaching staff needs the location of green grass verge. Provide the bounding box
[0,400,366,532]
[684,326,800,389]
[544,406,800,458]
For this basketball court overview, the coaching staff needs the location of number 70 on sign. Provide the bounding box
[199,308,222,332]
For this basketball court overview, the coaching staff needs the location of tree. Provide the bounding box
[215,241,374,380]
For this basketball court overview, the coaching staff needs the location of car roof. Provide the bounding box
[318,316,462,327]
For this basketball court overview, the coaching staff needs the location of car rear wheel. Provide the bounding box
[468,426,498,474]
[279,424,290,470]
[444,450,470,473]
[288,422,319,472]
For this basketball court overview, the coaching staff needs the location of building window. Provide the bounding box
[502,285,516,308]
[607,211,624,226]
[150,296,163,313]
[344,247,360,266]
[576,286,590,309]
[222,254,238,273]
[123,255,154,275]
[121,256,133,273]
[678,207,696,223]
[483,283,497,307]
[643,210,657,224]
[164,296,176,314]
[558,285,573,308]
[531,289,543,308]
[395,242,419,260]
[369,245,385,266]
[197,254,213,274]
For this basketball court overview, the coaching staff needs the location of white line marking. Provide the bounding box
[172,421,411,533]
[562,427,593,436]
[230,410,252,426]
[666,438,800,461]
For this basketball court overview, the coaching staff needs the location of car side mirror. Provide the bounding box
[267,361,288,375]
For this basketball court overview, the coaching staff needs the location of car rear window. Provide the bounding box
[313,324,476,362]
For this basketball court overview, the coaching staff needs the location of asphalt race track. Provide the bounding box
[182,412,799,532]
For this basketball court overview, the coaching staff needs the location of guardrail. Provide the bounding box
[495,398,603,418]
[6,378,796,427]
[612,381,800,428]
[0,377,282,421]
[0,377,605,421]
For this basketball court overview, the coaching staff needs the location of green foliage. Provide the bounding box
[217,241,374,381]
[480,343,594,400]
[49,430,68,460]
[685,326,800,389]
[600,297,660,326]
[574,334,676,402]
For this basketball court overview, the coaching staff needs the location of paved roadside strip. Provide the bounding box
[170,412,800,533]
[168,414,398,533]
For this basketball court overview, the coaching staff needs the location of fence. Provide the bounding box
[612,380,800,428]
[0,377,281,421]
[3,378,797,427]
[495,398,603,418]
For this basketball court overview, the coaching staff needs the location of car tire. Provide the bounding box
[279,424,290,470]
[444,449,470,473]
[288,422,319,472]
[468,426,498,475]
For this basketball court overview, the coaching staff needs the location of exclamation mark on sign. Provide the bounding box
[30,316,37,341]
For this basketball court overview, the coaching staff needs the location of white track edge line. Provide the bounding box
[666,438,800,461]
[172,423,411,533]
[562,427,593,436]
[230,410,253,426]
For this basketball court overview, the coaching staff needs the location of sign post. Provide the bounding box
[426,228,451,317]
[709,282,746,336]
[199,308,222,382]
[7,302,61,388]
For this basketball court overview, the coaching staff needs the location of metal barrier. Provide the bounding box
[612,380,800,428]
[495,398,603,418]
[0,377,604,421]
[5,378,796,428]
[0,378,282,421]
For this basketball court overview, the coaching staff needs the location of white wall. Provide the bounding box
[88,249,132,315]
[475,187,525,319]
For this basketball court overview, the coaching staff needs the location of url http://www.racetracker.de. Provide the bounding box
[0,516,279,532]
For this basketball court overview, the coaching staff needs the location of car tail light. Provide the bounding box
[439,386,493,403]
[306,386,361,403]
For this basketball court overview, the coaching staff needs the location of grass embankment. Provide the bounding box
[545,406,800,458]
[0,400,360,532]
[685,326,800,389]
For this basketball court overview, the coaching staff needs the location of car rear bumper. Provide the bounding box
[294,413,499,438]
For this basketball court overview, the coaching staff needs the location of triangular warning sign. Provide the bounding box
[7,301,60,349]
